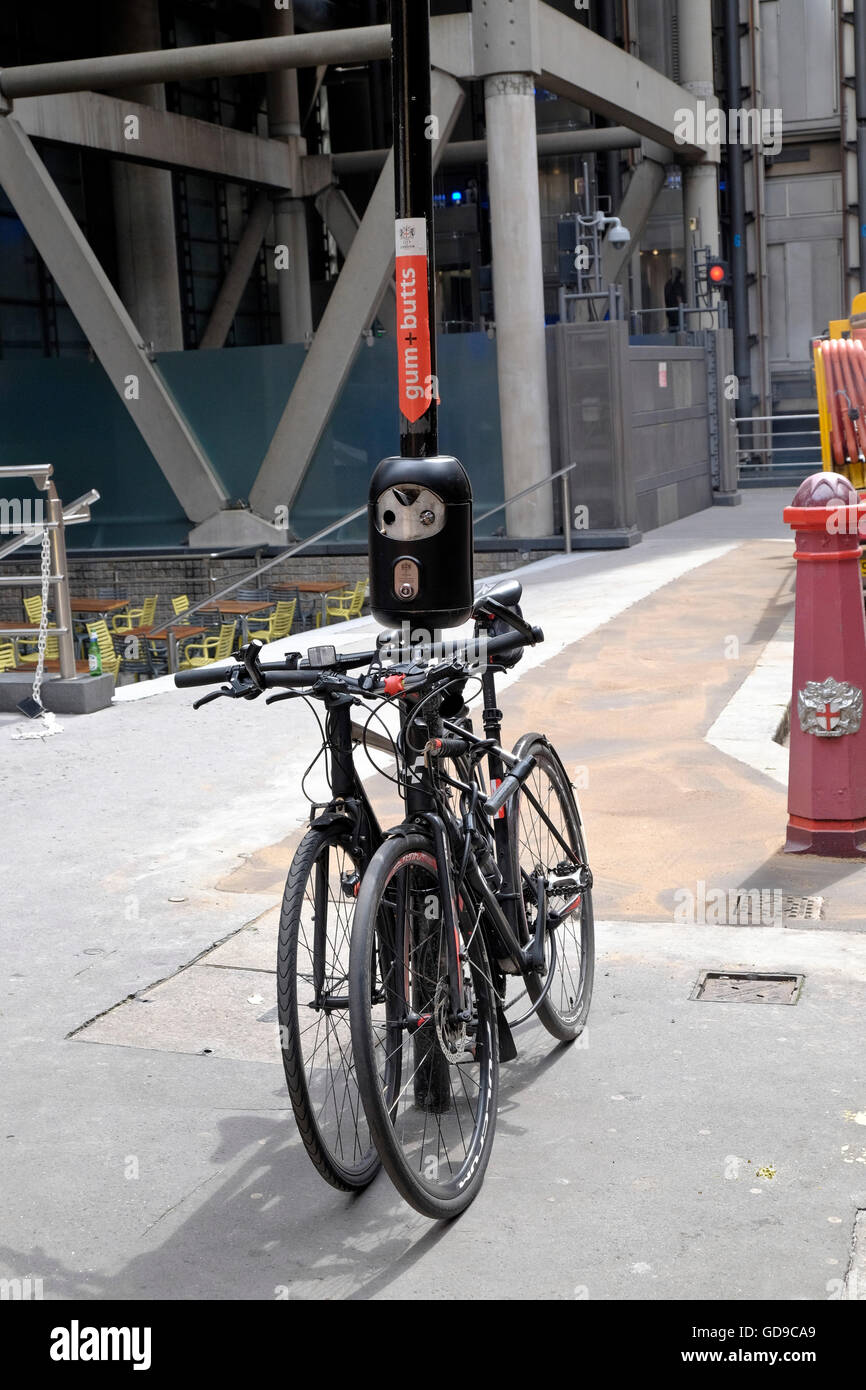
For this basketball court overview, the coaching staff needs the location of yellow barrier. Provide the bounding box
[814,295,866,576]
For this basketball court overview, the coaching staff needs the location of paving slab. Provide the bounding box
[76,964,284,1066]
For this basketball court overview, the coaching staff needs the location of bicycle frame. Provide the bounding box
[392,643,586,1030]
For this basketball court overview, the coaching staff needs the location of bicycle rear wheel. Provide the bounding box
[277,826,380,1190]
[508,736,594,1042]
[349,833,499,1220]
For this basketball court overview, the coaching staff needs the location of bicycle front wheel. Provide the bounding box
[349,833,499,1220]
[508,736,594,1042]
[277,826,380,1191]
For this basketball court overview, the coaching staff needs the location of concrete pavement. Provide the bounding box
[3,489,866,1299]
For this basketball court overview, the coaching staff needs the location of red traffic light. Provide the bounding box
[707,259,729,286]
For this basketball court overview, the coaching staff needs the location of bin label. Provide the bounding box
[395,218,432,424]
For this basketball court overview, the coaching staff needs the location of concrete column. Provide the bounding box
[263,1,313,344]
[484,73,553,539]
[678,0,721,308]
[102,0,184,351]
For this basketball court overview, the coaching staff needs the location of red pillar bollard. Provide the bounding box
[783,471,866,855]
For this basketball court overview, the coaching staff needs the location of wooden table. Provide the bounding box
[69,598,129,616]
[68,598,130,653]
[122,624,207,676]
[200,599,271,642]
[272,580,346,625]
[12,659,90,674]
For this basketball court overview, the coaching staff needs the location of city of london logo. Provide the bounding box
[797,677,863,738]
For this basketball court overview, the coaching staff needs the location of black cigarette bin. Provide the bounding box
[368,453,474,630]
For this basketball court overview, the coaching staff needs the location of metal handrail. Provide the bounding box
[0,489,100,562]
[733,412,822,473]
[475,463,578,552]
[148,505,368,642]
[735,413,819,423]
[0,464,53,480]
[0,465,99,679]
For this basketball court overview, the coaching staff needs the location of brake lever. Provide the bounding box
[265,690,307,705]
[241,639,266,692]
[192,674,259,709]
[477,596,538,644]
[192,688,227,710]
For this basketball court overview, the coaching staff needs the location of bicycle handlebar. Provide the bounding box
[174,624,544,697]
[174,662,312,689]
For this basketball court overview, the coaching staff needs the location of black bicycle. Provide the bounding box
[172,613,531,1194]
[176,580,593,1215]
[176,639,394,1191]
[348,579,594,1218]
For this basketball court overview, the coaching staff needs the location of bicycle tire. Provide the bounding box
[349,832,499,1219]
[507,735,594,1042]
[277,826,380,1191]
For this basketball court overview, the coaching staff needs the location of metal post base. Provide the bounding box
[784,816,866,858]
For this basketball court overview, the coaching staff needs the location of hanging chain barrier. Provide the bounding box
[32,526,51,710]
[11,527,62,740]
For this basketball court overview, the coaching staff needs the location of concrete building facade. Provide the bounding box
[0,0,851,555]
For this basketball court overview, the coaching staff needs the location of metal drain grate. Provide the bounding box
[729,891,825,924]
[690,970,804,1004]
[784,894,825,920]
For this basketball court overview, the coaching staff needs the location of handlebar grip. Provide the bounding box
[484,632,520,657]
[174,663,237,688]
[428,736,471,758]
[483,753,537,817]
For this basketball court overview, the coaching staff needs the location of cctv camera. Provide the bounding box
[607,221,631,247]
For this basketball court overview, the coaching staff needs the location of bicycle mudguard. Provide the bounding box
[496,1003,518,1063]
[309,811,355,833]
[382,823,414,841]
[510,731,585,828]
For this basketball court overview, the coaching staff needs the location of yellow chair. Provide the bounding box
[18,633,60,664]
[84,620,122,680]
[171,595,190,617]
[0,640,17,671]
[23,594,45,625]
[178,620,237,669]
[247,599,297,643]
[112,594,158,633]
[18,594,59,663]
[324,579,368,623]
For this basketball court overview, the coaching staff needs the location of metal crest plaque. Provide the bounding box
[797,676,863,738]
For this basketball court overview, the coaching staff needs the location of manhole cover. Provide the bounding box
[729,891,825,924]
[690,970,804,1004]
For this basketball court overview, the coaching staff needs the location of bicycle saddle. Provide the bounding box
[473,578,522,614]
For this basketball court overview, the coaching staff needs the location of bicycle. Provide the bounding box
[348,578,595,1219]
[176,639,391,1191]
[172,611,530,1193]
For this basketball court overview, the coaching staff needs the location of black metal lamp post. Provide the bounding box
[367,0,474,632]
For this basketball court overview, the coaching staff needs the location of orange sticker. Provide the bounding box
[395,218,432,423]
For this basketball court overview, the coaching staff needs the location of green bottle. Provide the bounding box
[88,634,102,676]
